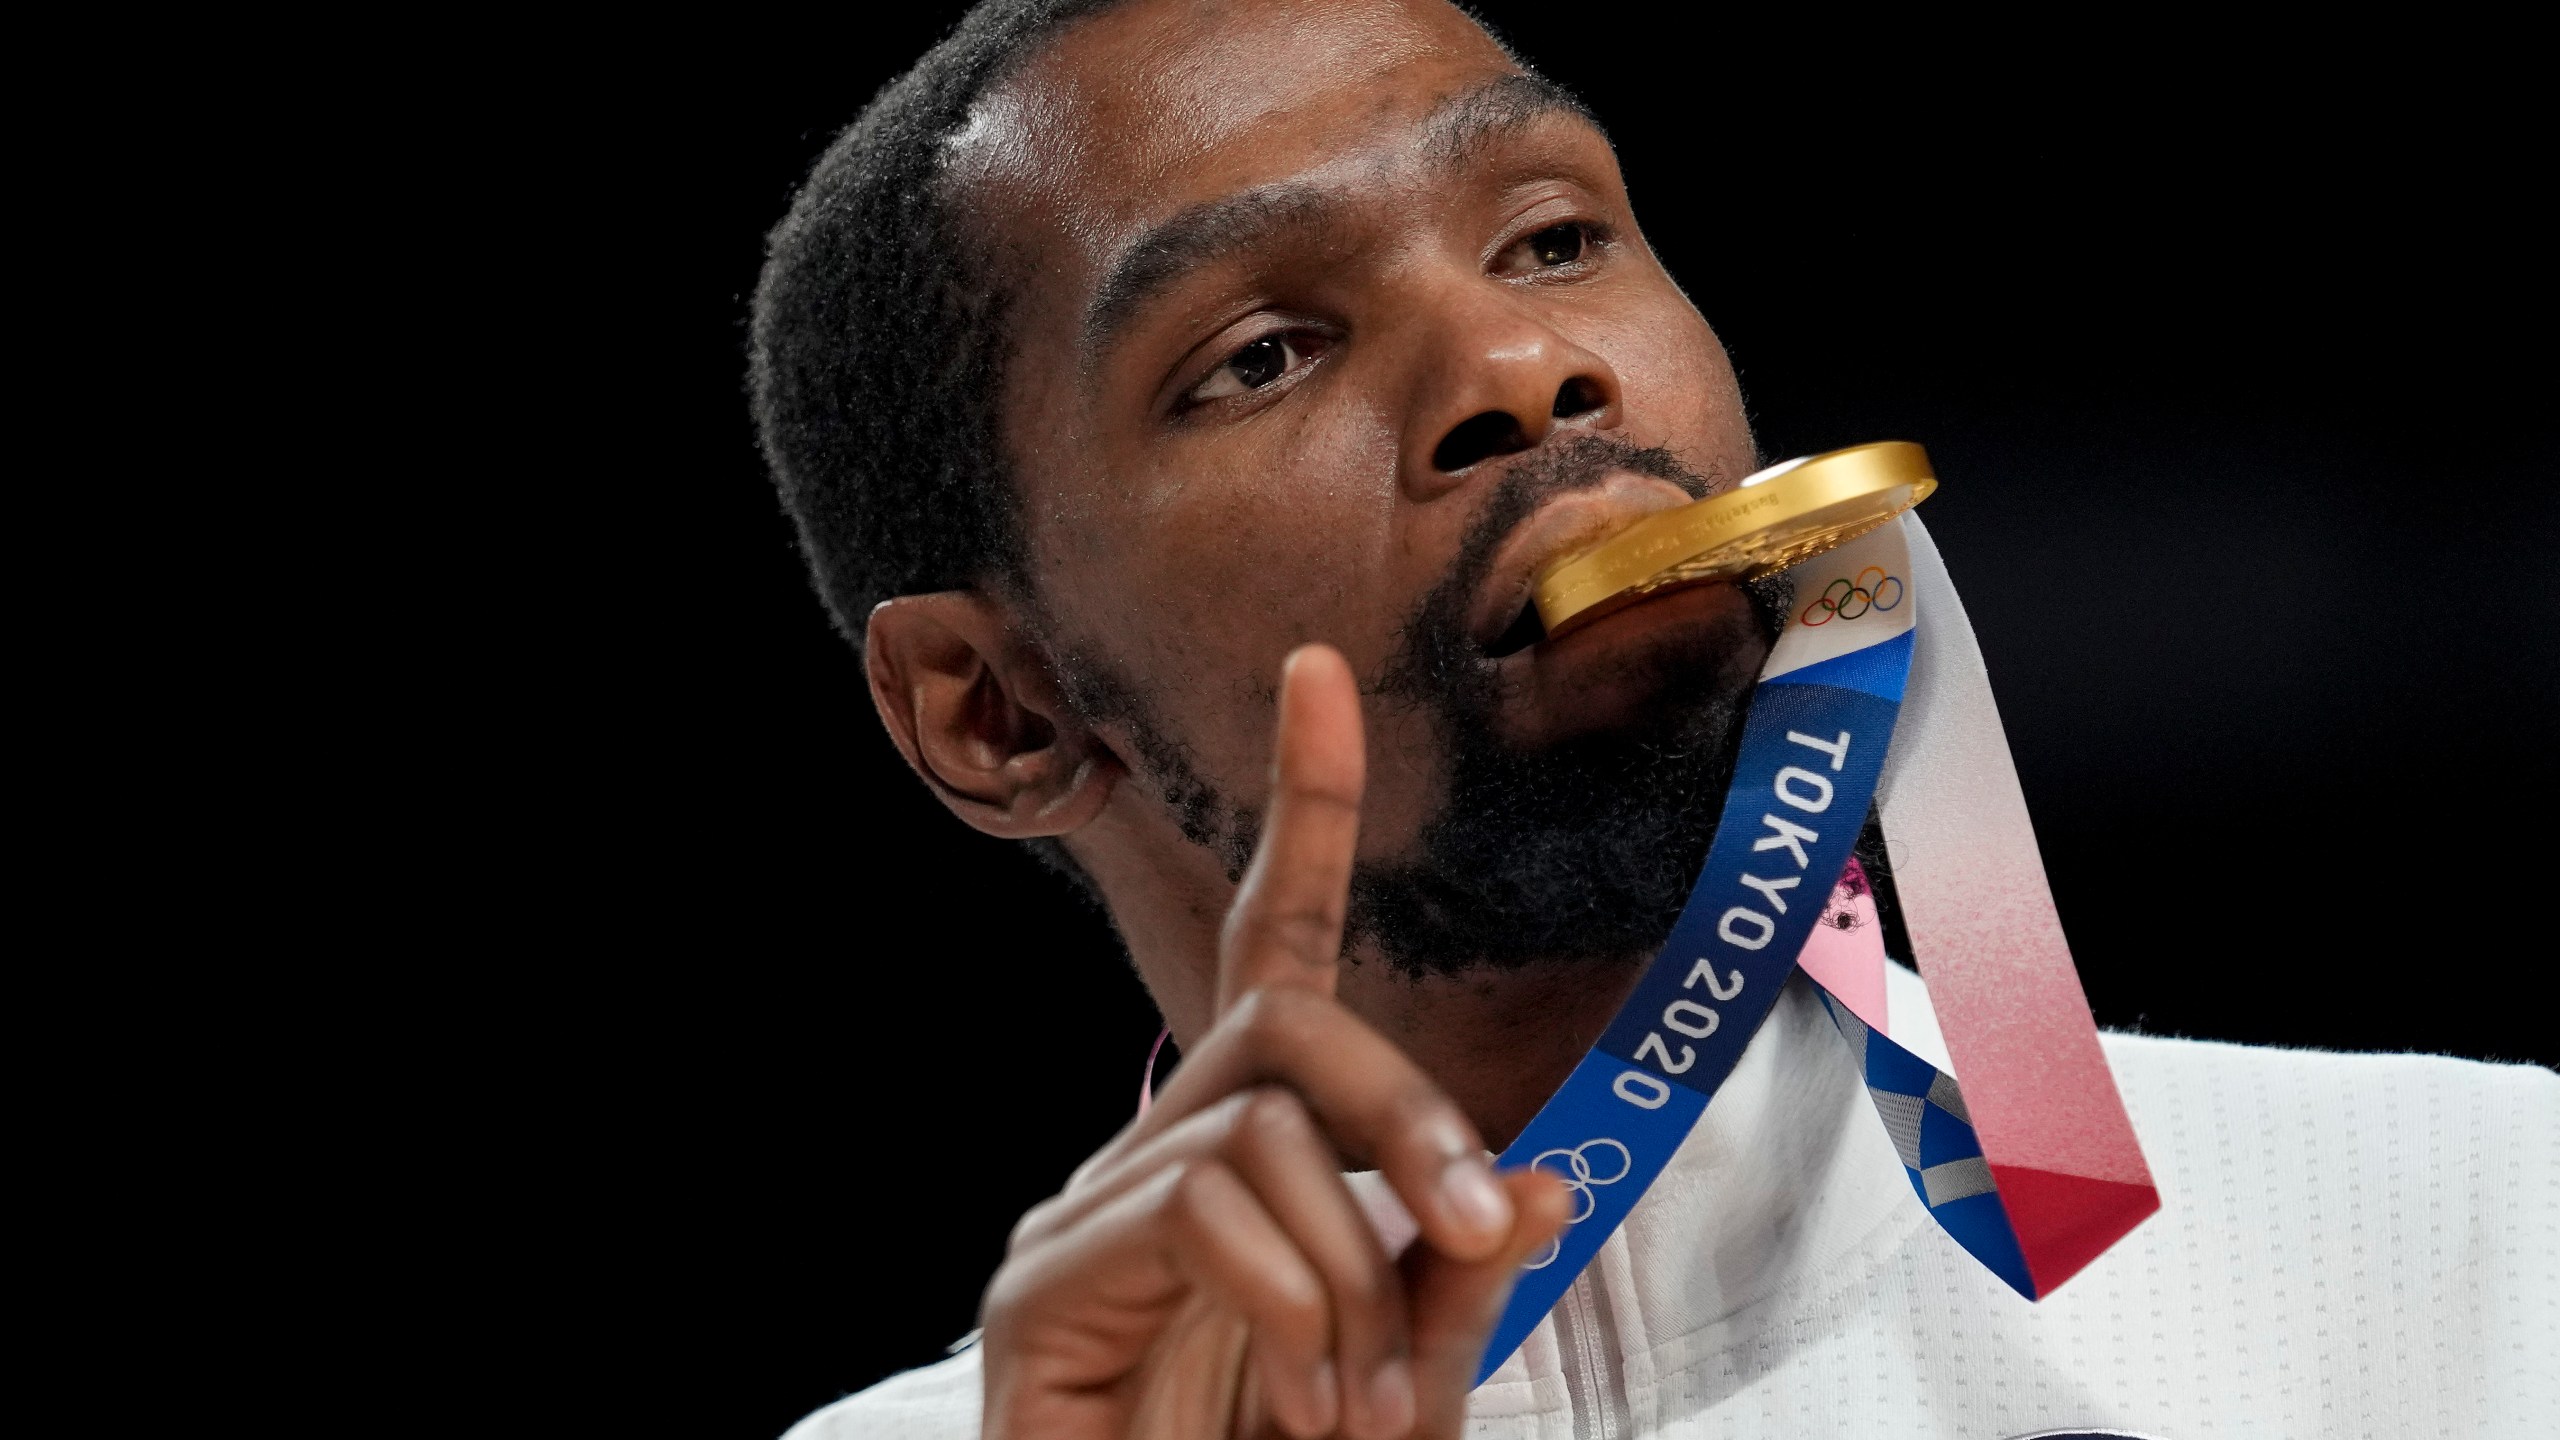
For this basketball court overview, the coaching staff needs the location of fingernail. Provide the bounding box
[1440,1156,1512,1237]
[1368,1358,1415,1434]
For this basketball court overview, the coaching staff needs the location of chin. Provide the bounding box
[1346,570,1792,979]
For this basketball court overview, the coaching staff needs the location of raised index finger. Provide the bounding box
[1217,644,1366,1012]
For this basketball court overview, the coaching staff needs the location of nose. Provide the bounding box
[1402,294,1622,501]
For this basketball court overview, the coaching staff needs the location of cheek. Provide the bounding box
[1037,398,1413,785]
[1588,282,1751,475]
[1158,407,1405,654]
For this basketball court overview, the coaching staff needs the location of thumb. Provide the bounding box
[1400,1167,1571,1438]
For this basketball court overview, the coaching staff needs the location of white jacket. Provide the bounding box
[787,972,2560,1438]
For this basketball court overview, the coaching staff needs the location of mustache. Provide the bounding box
[1378,434,1717,705]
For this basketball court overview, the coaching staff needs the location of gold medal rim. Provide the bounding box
[1530,441,1938,636]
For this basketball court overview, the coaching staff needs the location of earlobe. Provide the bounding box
[865,593,1120,839]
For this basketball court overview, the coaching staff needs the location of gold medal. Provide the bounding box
[1531,441,1938,637]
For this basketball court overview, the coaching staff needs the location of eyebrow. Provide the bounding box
[1078,72,1602,358]
[1422,71,1602,170]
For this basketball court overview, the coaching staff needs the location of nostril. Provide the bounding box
[1551,376,1606,420]
[1433,411,1532,473]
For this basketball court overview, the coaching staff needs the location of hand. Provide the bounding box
[978,645,1569,1440]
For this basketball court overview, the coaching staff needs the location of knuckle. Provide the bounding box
[1281,771,1359,810]
[1164,1159,1221,1228]
[1273,1269,1329,1328]
[1323,1244,1393,1312]
[1268,911,1340,964]
[1225,902,1340,966]
[1250,1249,1329,1326]
[1062,1152,1107,1195]
[1063,1122,1139,1193]
[979,1260,1031,1332]
[1233,985,1321,1053]
[1191,1087,1257,1147]
[1215,985,1264,1032]
[1006,1194,1065,1253]
[1234,1085,1312,1147]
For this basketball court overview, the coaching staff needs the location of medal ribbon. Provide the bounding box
[1474,517,2158,1384]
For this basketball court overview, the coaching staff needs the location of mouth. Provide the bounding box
[1468,472,1701,660]
[1484,594,1548,659]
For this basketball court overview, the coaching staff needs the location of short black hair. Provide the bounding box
[749,0,1131,652]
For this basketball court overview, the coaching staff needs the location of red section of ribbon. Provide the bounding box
[1809,853,2158,1299]
[1991,1163,2164,1296]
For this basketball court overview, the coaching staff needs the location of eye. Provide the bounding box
[1184,332,1314,405]
[1526,223,1584,266]
[1496,221,1599,276]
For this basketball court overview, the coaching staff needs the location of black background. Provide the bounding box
[466,7,2553,1436]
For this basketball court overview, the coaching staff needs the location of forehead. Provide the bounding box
[946,0,1519,282]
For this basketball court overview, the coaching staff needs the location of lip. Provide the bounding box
[1468,471,1704,655]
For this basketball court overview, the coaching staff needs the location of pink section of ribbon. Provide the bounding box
[1794,863,1889,1035]
[1881,519,2155,1194]
[1136,1026,1170,1119]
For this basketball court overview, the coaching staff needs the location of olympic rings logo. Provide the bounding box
[1799,566,1905,627]
[1519,1137,1632,1270]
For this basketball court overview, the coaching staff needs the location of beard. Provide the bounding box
[1348,435,1789,977]
[1047,433,1788,980]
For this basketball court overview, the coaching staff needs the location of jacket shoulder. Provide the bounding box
[2099,1030,2557,1235]
[782,1345,983,1440]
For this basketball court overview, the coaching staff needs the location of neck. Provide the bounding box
[1080,803,1654,1151]
[1337,949,1649,1150]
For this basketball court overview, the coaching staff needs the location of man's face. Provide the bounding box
[957,0,1768,970]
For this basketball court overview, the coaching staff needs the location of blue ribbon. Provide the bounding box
[1476,628,1914,1383]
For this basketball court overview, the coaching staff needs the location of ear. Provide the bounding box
[864,592,1121,839]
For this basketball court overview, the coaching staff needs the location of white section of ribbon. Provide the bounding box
[1871,511,2038,1100]
[1880,960,1955,1076]
[1759,526,1917,682]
